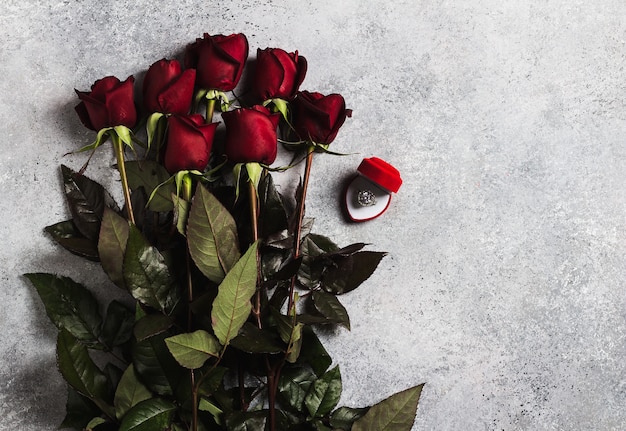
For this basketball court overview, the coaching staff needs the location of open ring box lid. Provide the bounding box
[344,157,402,222]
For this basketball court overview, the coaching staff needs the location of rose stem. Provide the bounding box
[268,146,315,431]
[206,98,216,123]
[247,173,278,430]
[248,177,262,327]
[112,134,136,225]
[182,175,194,329]
[270,147,315,431]
[182,176,199,431]
[288,147,314,311]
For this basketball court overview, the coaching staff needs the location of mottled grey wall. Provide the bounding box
[1,1,625,429]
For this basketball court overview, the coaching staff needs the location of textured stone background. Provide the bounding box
[1,0,625,429]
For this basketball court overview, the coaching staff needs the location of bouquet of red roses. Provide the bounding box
[25,32,423,431]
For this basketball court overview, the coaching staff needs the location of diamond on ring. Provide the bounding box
[356,189,377,207]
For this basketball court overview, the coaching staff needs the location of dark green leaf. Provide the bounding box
[278,366,316,412]
[274,409,307,429]
[123,225,180,314]
[172,193,190,236]
[299,326,332,377]
[132,331,184,396]
[85,417,107,429]
[322,242,367,258]
[197,366,228,397]
[118,398,176,431]
[302,234,339,255]
[198,397,224,424]
[273,311,303,363]
[300,217,315,239]
[56,329,114,418]
[322,252,386,295]
[225,410,267,431]
[296,313,336,326]
[312,419,332,431]
[351,384,424,431]
[187,183,240,283]
[45,219,99,261]
[298,234,339,289]
[114,364,153,420]
[25,273,102,344]
[164,330,220,369]
[261,249,290,281]
[60,386,101,429]
[304,365,342,418]
[189,290,218,330]
[133,314,174,342]
[330,406,369,430]
[101,300,134,349]
[211,242,258,345]
[287,322,303,364]
[98,207,130,288]
[62,164,116,240]
[311,291,350,330]
[104,363,124,397]
[268,283,290,315]
[125,160,174,212]
[230,323,284,354]
[266,256,302,283]
[264,228,293,249]
[258,173,289,239]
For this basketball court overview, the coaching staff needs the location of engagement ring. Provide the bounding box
[356,189,377,207]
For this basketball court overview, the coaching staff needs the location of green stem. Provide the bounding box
[191,371,198,431]
[206,98,216,124]
[288,147,314,311]
[183,175,194,330]
[248,178,262,330]
[247,172,277,431]
[181,175,198,431]
[270,148,315,429]
[112,134,135,225]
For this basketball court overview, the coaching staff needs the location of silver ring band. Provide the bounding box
[356,189,377,207]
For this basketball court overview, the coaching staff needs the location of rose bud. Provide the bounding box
[252,48,307,101]
[184,33,248,91]
[143,59,196,115]
[222,106,280,164]
[291,91,352,145]
[75,75,137,131]
[163,114,218,174]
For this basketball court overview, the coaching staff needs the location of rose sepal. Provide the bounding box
[309,141,351,156]
[233,162,263,200]
[194,89,231,113]
[280,139,351,157]
[263,98,290,123]
[113,125,134,149]
[146,112,165,150]
[233,162,269,201]
[75,125,135,152]
[146,170,201,209]
[72,125,139,174]
[74,127,113,154]
[146,160,227,210]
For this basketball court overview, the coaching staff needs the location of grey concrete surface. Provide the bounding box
[1,0,625,429]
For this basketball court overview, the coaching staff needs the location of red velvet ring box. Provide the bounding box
[344,157,402,222]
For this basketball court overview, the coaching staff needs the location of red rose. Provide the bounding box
[75,76,137,131]
[252,48,307,101]
[291,91,351,145]
[163,114,218,174]
[184,33,248,91]
[143,59,196,115]
[222,106,280,164]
